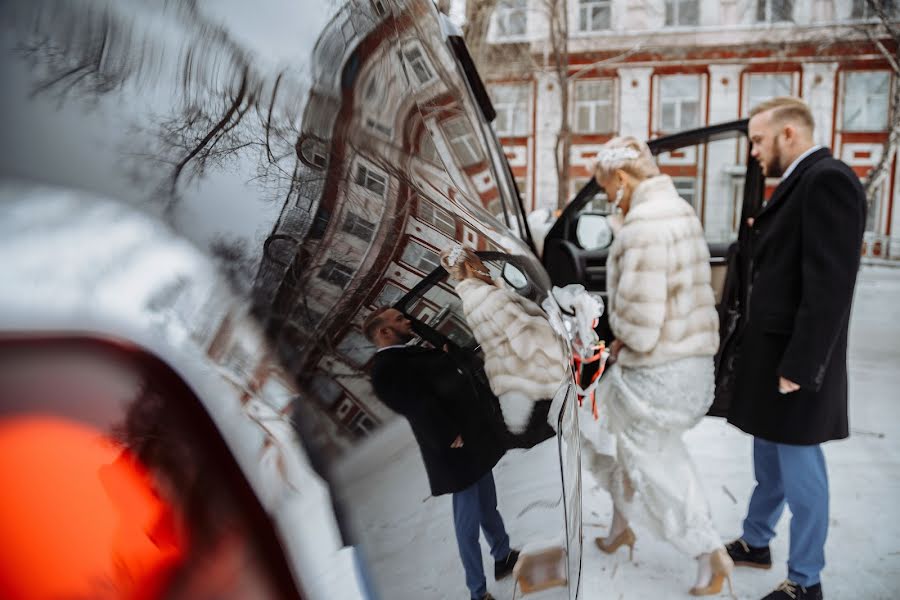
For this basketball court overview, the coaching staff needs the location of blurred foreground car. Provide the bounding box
[0,1,583,598]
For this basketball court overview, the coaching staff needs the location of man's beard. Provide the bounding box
[766,143,784,178]
[393,328,414,344]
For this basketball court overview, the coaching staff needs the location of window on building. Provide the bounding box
[439,315,475,348]
[745,73,793,115]
[490,84,530,136]
[665,0,699,25]
[673,177,698,211]
[443,117,483,166]
[298,137,327,169]
[371,0,388,17]
[348,411,376,438]
[756,0,793,22]
[308,208,331,239]
[402,44,434,86]
[573,79,615,133]
[659,75,701,132]
[419,132,440,164]
[375,282,404,307]
[852,0,897,19]
[354,163,388,197]
[310,373,342,407]
[317,259,354,288]
[419,199,457,237]
[342,212,376,241]
[495,0,528,38]
[577,0,611,32]
[337,329,377,367]
[401,240,441,273]
[843,71,891,131]
[296,302,325,329]
[334,396,377,438]
[365,117,392,138]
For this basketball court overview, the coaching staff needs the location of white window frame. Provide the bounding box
[365,116,392,139]
[401,239,441,273]
[419,131,440,164]
[494,0,528,40]
[744,72,795,116]
[375,281,404,307]
[490,83,531,137]
[841,70,892,132]
[850,0,897,19]
[443,117,483,166]
[672,176,698,211]
[572,78,616,134]
[337,329,377,367]
[318,259,354,289]
[576,0,611,33]
[419,199,456,237]
[342,211,376,241]
[402,42,435,87]
[665,0,699,26]
[756,0,794,23]
[354,162,388,198]
[658,74,702,132]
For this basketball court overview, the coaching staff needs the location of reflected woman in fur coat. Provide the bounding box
[585,137,735,597]
[439,246,568,437]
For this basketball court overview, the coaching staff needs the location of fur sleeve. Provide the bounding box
[608,240,668,353]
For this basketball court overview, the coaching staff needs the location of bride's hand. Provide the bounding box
[609,339,624,363]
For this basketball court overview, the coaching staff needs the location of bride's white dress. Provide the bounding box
[581,354,722,556]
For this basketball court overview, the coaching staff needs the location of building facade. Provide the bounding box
[464,0,899,258]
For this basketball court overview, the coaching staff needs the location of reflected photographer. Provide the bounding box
[365,308,519,600]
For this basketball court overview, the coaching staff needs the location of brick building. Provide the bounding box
[461,0,899,258]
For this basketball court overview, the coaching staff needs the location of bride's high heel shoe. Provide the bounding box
[594,527,636,562]
[690,548,736,598]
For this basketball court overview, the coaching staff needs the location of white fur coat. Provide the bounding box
[454,278,567,432]
[606,175,719,368]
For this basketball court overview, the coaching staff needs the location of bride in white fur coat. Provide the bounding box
[439,246,568,436]
[586,137,736,598]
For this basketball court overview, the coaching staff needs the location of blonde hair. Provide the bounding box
[439,245,479,280]
[749,96,815,133]
[593,136,660,183]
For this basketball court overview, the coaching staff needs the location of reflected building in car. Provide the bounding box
[252,0,538,449]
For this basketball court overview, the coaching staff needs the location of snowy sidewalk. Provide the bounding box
[581,266,900,599]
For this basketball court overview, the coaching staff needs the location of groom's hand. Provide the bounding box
[450,435,464,449]
[778,376,800,394]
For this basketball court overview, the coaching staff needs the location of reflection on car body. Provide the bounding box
[0,1,582,599]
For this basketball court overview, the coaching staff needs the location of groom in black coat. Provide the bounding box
[364,307,517,600]
[726,97,865,600]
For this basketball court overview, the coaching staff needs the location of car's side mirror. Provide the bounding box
[501,262,529,290]
[575,214,613,250]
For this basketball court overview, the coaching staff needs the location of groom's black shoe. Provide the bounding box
[494,549,520,580]
[726,537,772,569]
[761,580,823,600]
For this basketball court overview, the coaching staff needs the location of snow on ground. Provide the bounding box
[332,418,572,600]
[581,266,900,599]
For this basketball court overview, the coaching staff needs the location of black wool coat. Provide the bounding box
[728,148,866,445]
[371,346,506,496]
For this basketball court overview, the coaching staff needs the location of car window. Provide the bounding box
[655,135,746,244]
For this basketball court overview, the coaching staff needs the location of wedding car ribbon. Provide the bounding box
[573,341,606,420]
